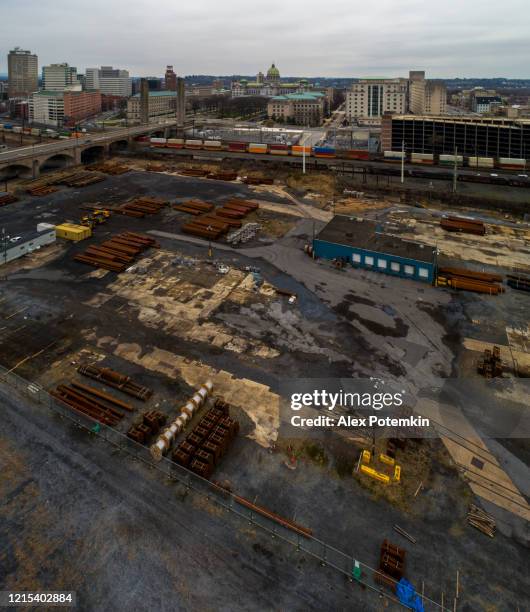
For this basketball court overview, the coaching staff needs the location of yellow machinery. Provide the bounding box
[55,223,92,241]
[358,449,401,484]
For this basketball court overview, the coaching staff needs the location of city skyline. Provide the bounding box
[1,0,529,79]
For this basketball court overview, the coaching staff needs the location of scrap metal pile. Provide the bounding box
[180,198,258,241]
[437,266,504,295]
[172,399,240,479]
[440,215,486,235]
[78,364,153,400]
[74,231,160,272]
[477,345,503,377]
[51,381,134,426]
[467,504,496,537]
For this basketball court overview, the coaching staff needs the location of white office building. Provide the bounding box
[85,66,132,97]
[346,78,409,124]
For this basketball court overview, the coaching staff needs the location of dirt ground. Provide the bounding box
[0,165,529,611]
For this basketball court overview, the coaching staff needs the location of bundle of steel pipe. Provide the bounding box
[440,216,485,235]
[74,232,159,272]
[150,380,213,461]
[51,383,130,426]
[77,364,153,401]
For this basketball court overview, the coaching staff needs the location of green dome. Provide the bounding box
[267,63,280,78]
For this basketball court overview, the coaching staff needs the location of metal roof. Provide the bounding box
[315,216,436,264]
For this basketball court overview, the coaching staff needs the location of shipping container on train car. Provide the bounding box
[269,143,289,155]
[227,141,247,152]
[203,140,222,150]
[135,135,149,142]
[291,145,312,157]
[3,124,13,130]
[12,126,22,134]
[313,146,336,158]
[498,157,526,170]
[185,139,203,149]
[468,156,494,168]
[439,154,464,166]
[411,153,434,165]
[30,128,41,136]
[248,143,268,154]
[167,138,185,148]
[150,137,167,147]
[383,150,406,162]
[339,149,371,160]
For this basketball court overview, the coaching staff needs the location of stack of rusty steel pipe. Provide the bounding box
[116,196,167,218]
[180,199,258,240]
[173,200,214,215]
[74,231,160,272]
[78,364,153,401]
[51,381,134,426]
[440,216,486,236]
[437,266,504,295]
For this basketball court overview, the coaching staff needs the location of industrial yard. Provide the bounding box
[1,158,529,611]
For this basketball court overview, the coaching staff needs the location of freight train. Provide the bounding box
[146,137,528,174]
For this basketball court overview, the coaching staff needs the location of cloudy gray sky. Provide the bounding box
[1,0,529,78]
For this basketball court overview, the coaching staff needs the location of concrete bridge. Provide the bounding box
[0,120,184,180]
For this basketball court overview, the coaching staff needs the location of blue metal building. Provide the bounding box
[312,216,436,283]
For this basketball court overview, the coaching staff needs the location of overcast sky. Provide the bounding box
[1,0,529,78]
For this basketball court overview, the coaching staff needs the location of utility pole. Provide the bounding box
[453,147,458,193]
[400,139,405,184]
[302,139,306,174]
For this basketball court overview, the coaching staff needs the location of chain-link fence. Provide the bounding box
[0,365,451,611]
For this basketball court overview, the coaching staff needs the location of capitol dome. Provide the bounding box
[266,63,280,82]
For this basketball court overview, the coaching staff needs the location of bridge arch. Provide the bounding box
[109,139,129,154]
[81,145,106,164]
[40,153,74,173]
[0,162,33,180]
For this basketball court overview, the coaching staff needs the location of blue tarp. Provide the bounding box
[396,578,425,612]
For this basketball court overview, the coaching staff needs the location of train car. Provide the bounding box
[498,157,526,170]
[383,150,406,162]
[269,143,289,155]
[248,143,268,154]
[203,140,222,151]
[411,153,434,165]
[12,126,22,134]
[467,156,494,168]
[185,139,203,150]
[338,149,371,160]
[150,137,167,147]
[3,124,13,130]
[166,138,185,148]
[30,128,41,136]
[227,141,247,152]
[135,135,150,142]
[313,146,336,159]
[439,154,464,166]
[291,145,312,157]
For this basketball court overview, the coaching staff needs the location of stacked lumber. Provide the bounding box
[74,231,159,272]
[467,504,496,537]
[441,216,486,235]
[506,273,530,293]
[437,266,504,295]
[0,192,18,206]
[51,382,133,426]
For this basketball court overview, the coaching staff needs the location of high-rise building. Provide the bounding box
[7,47,38,97]
[408,71,447,115]
[346,78,409,123]
[165,66,177,91]
[127,90,177,124]
[85,66,132,97]
[42,63,78,91]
